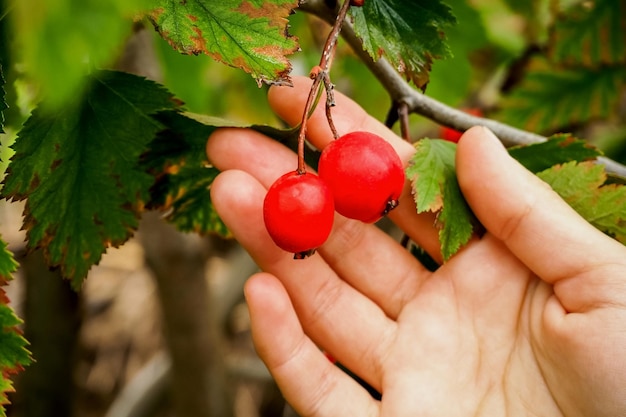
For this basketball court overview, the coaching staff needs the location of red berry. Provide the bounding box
[318,131,405,223]
[263,171,334,258]
[439,108,483,143]
[350,0,365,6]
[440,126,464,143]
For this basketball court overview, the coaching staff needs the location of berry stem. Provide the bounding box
[296,0,352,174]
[296,73,323,174]
[397,101,411,142]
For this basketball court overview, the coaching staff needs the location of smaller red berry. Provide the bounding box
[263,171,334,258]
[350,0,365,6]
[440,126,464,143]
[318,131,405,223]
[439,108,483,143]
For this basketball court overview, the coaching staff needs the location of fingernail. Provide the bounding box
[480,126,501,144]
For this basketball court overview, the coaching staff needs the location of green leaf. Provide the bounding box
[150,0,299,86]
[501,0,551,44]
[349,0,456,89]
[0,238,31,416]
[498,57,626,133]
[143,111,229,236]
[406,138,475,260]
[508,133,602,173]
[0,64,6,134]
[549,0,626,67]
[0,300,31,415]
[0,239,17,282]
[1,70,179,287]
[11,0,152,108]
[538,161,626,243]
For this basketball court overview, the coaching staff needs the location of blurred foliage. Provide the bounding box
[495,0,626,157]
[9,0,152,108]
[143,111,229,237]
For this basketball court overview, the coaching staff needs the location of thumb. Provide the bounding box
[456,126,626,312]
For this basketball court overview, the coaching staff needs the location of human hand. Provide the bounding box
[206,76,626,417]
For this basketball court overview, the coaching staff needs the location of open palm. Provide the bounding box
[206,77,626,417]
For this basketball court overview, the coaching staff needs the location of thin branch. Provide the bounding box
[298,0,626,179]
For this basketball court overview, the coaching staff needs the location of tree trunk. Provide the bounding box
[139,212,234,417]
[12,249,81,417]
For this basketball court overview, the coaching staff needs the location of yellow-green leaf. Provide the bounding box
[538,161,626,244]
[406,138,475,260]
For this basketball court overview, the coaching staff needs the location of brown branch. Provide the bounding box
[397,101,411,141]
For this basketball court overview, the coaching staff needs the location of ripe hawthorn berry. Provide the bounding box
[350,0,365,6]
[318,131,405,223]
[263,171,334,258]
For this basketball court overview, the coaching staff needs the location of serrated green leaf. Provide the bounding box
[150,0,299,86]
[508,133,602,173]
[0,237,31,416]
[406,138,475,260]
[0,300,31,413]
[349,0,456,89]
[499,57,626,133]
[11,0,152,108]
[143,111,229,236]
[0,239,17,282]
[407,138,455,212]
[1,70,179,287]
[550,0,626,67]
[538,161,626,243]
[0,303,30,370]
[438,171,474,260]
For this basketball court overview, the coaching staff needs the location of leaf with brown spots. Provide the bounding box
[1,70,179,287]
[150,0,299,86]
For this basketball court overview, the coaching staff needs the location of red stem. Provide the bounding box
[296,0,352,174]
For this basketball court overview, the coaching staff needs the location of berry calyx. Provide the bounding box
[318,131,405,223]
[263,171,335,258]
